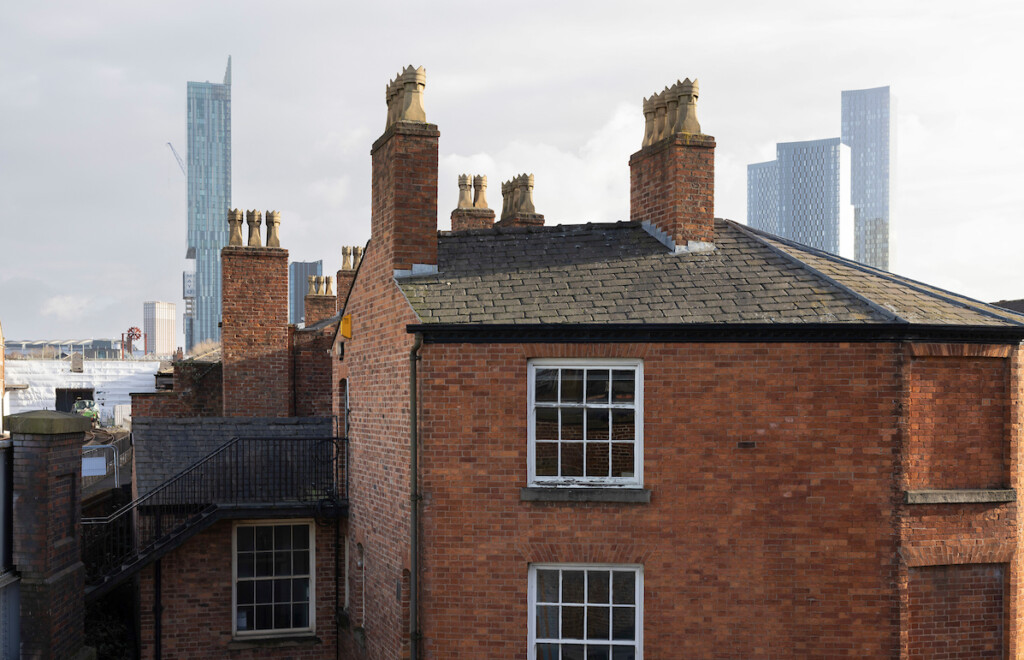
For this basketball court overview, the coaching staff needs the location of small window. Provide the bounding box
[529,360,643,487]
[233,521,315,638]
[529,564,643,659]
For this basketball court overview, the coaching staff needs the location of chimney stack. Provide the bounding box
[451,174,495,231]
[630,78,715,253]
[304,275,337,326]
[497,173,544,228]
[221,208,290,417]
[336,246,363,311]
[372,65,439,277]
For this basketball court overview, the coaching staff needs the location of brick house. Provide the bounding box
[99,66,1024,659]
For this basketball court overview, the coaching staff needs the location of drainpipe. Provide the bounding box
[409,333,423,659]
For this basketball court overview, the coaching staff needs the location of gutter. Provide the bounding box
[409,333,423,658]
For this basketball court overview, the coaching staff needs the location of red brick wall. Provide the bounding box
[370,122,440,272]
[222,246,290,417]
[304,294,336,327]
[138,518,341,660]
[907,563,1005,658]
[337,269,357,311]
[450,208,495,231]
[629,133,715,247]
[416,341,904,658]
[132,361,223,418]
[293,332,334,417]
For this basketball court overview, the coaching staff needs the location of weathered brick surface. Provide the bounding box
[304,294,337,327]
[907,563,1004,658]
[450,208,495,231]
[222,246,290,417]
[905,354,1009,490]
[132,361,223,418]
[12,429,88,659]
[138,519,342,660]
[294,332,334,417]
[629,133,715,247]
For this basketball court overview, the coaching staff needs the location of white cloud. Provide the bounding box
[40,295,94,321]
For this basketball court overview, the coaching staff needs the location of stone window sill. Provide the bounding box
[520,487,651,504]
[227,635,321,650]
[905,489,1016,505]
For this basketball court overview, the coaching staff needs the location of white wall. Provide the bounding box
[4,359,160,423]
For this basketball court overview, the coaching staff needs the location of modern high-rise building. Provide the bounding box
[842,86,893,271]
[143,301,176,356]
[185,57,232,350]
[748,138,853,258]
[747,86,892,269]
[288,260,323,325]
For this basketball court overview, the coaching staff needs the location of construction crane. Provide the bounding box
[166,142,186,177]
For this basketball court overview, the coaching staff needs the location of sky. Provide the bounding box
[2,1,1023,344]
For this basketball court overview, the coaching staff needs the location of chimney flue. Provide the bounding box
[497,173,544,227]
[451,173,495,231]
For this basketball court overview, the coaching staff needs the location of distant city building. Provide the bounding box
[182,271,195,352]
[3,339,121,360]
[186,57,232,350]
[842,86,893,270]
[748,86,892,269]
[143,301,176,356]
[748,138,853,258]
[289,261,323,325]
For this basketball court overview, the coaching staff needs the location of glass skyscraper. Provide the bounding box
[748,138,853,259]
[842,86,892,271]
[185,57,232,350]
[289,261,324,325]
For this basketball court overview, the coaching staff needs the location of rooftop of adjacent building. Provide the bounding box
[993,299,1024,314]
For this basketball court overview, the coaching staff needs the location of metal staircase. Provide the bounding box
[82,436,346,601]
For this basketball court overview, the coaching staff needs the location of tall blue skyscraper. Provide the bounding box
[842,86,892,271]
[289,261,324,325]
[184,57,232,350]
[748,139,852,258]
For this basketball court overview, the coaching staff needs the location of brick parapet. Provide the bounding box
[221,246,290,417]
[629,133,715,248]
[451,208,495,231]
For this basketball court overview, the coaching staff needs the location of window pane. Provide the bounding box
[587,605,610,639]
[255,604,273,630]
[611,444,634,478]
[536,369,558,402]
[238,553,255,578]
[292,525,309,550]
[292,603,309,628]
[612,647,636,660]
[612,607,635,640]
[237,581,254,605]
[561,370,584,403]
[256,580,273,603]
[562,409,584,441]
[588,646,611,660]
[562,605,584,639]
[536,408,559,440]
[293,578,310,601]
[612,572,635,604]
[255,526,273,551]
[537,644,560,660]
[588,571,609,604]
[536,442,558,476]
[274,551,291,576]
[585,443,609,477]
[611,370,635,403]
[237,527,255,552]
[561,443,583,477]
[274,579,291,602]
[255,552,274,577]
[563,571,585,603]
[586,370,610,403]
[537,569,560,603]
[274,604,291,629]
[563,644,585,660]
[537,605,559,638]
[294,551,310,575]
[237,606,254,631]
[611,410,634,441]
[586,408,609,441]
[275,526,292,550]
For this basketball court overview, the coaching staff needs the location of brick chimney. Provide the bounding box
[336,246,363,310]
[221,209,291,417]
[304,275,336,326]
[372,65,439,277]
[451,174,495,231]
[630,78,715,253]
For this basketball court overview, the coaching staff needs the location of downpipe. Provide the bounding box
[409,333,423,659]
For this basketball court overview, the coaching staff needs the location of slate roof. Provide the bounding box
[397,219,1024,328]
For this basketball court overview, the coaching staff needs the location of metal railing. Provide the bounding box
[82,436,345,586]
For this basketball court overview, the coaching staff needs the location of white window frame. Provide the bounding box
[528,359,644,488]
[528,563,644,660]
[232,520,316,639]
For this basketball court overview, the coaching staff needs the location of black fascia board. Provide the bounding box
[406,323,1024,345]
